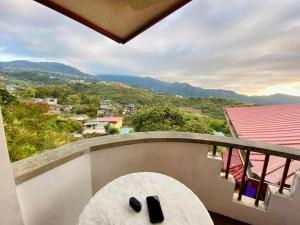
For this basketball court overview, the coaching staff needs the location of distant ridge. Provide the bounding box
[96,74,300,105]
[1,60,299,105]
[0,60,92,79]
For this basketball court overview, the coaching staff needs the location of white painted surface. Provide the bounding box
[14,142,300,225]
[79,172,214,225]
[0,109,24,225]
[16,154,92,225]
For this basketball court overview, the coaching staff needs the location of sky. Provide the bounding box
[0,0,300,96]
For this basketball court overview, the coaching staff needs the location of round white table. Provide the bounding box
[78,172,214,225]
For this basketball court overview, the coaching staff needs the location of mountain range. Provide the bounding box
[1,60,300,105]
[0,60,93,79]
[96,74,300,105]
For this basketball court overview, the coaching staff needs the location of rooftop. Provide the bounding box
[225,104,300,185]
[99,117,122,123]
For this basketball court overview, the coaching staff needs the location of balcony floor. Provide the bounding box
[209,212,249,225]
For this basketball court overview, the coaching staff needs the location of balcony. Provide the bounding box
[3,132,300,225]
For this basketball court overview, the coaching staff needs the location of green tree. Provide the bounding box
[2,102,83,162]
[129,105,185,132]
[209,119,230,135]
[0,89,17,105]
[104,123,120,135]
[24,88,36,98]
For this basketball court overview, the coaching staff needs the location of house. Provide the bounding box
[99,117,123,129]
[97,109,110,116]
[224,104,300,195]
[32,98,58,106]
[98,99,112,115]
[83,121,108,135]
[4,84,15,93]
[46,98,58,106]
[73,133,83,139]
[123,104,135,115]
[98,81,108,85]
[60,105,72,112]
[100,99,111,109]
[32,98,45,104]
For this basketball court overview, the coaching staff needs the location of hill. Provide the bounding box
[1,60,299,105]
[1,71,248,161]
[96,74,300,105]
[0,60,93,79]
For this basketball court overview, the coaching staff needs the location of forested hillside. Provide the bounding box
[0,60,92,79]
[1,60,299,104]
[96,74,300,104]
[0,70,250,161]
[0,93,82,161]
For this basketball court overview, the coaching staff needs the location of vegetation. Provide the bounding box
[104,123,120,135]
[128,105,214,134]
[0,91,83,161]
[15,82,246,120]
[0,89,17,105]
[0,71,250,162]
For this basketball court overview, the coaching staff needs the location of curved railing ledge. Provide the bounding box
[12,132,300,185]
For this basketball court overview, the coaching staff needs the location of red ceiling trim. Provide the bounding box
[34,0,192,44]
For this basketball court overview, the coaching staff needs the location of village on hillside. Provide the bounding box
[31,97,135,137]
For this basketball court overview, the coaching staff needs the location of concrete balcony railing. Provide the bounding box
[5,132,300,225]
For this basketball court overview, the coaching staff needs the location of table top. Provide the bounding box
[78,172,214,225]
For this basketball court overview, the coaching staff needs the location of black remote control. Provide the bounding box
[146,196,164,223]
[129,197,142,212]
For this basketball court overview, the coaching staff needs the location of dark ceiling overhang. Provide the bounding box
[35,0,192,44]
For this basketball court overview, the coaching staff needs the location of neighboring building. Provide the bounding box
[4,84,15,93]
[32,98,58,106]
[122,104,135,115]
[73,133,83,139]
[32,98,45,104]
[99,99,112,115]
[97,109,110,116]
[99,117,123,129]
[100,100,111,109]
[32,99,71,114]
[46,98,58,106]
[120,127,134,134]
[60,105,72,112]
[98,81,108,85]
[224,104,300,191]
[83,121,108,135]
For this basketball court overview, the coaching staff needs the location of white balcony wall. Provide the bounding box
[14,141,300,225]
[16,154,92,225]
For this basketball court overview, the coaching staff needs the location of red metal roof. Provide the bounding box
[99,117,122,123]
[225,104,300,185]
[222,149,244,183]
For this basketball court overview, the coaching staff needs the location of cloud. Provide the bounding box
[0,0,300,95]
